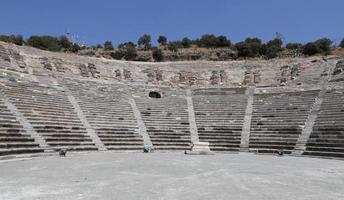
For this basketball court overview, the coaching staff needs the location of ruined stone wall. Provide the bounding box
[1,41,343,91]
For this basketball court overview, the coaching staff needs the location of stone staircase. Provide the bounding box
[64,79,143,151]
[249,90,319,154]
[134,94,191,150]
[304,90,344,158]
[0,97,43,156]
[192,88,247,151]
[1,82,97,152]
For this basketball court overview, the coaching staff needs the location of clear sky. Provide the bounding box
[1,0,343,46]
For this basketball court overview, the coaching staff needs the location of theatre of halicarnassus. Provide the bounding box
[1,41,344,199]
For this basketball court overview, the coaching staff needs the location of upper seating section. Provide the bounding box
[1,82,97,152]
[64,79,143,150]
[249,90,319,154]
[134,91,191,150]
[304,90,344,158]
[0,97,43,156]
[192,88,247,151]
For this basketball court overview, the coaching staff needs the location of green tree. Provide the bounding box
[286,43,302,50]
[70,43,81,53]
[235,37,262,57]
[157,35,167,46]
[302,42,320,56]
[314,38,332,53]
[123,45,137,60]
[104,41,114,51]
[167,41,179,52]
[152,48,164,62]
[216,35,231,47]
[0,35,24,46]
[27,35,61,51]
[138,34,151,50]
[181,37,192,48]
[262,38,283,59]
[58,35,72,50]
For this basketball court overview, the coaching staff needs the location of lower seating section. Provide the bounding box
[1,82,97,152]
[304,90,344,158]
[64,79,143,150]
[0,98,43,156]
[135,93,191,150]
[193,88,247,151]
[249,90,319,154]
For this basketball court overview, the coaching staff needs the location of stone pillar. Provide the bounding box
[186,89,199,143]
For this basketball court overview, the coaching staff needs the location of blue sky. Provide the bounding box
[1,0,343,46]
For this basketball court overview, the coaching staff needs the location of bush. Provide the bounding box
[58,35,72,50]
[157,35,167,46]
[286,43,302,50]
[123,45,137,60]
[302,42,320,56]
[104,41,114,51]
[27,35,61,51]
[118,42,136,49]
[198,34,231,48]
[314,38,332,53]
[152,48,164,62]
[138,34,151,50]
[70,43,81,53]
[235,37,262,57]
[167,41,179,52]
[181,37,192,48]
[340,38,344,48]
[0,35,24,46]
[262,38,283,59]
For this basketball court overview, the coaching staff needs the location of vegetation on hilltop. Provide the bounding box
[0,33,343,62]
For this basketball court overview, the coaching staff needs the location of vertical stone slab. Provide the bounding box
[67,94,107,151]
[186,89,199,143]
[1,92,50,150]
[129,98,153,148]
[240,87,255,151]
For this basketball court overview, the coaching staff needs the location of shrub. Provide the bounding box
[27,35,61,51]
[70,43,81,53]
[157,35,167,46]
[123,45,137,60]
[138,34,151,50]
[314,37,332,53]
[235,37,262,57]
[104,41,114,51]
[118,42,136,49]
[0,35,24,46]
[181,37,192,48]
[58,35,72,50]
[286,43,302,50]
[198,34,231,48]
[152,48,164,62]
[302,42,320,56]
[262,38,283,59]
[216,35,231,47]
[167,41,179,52]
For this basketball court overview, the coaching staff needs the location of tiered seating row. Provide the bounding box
[0,97,43,156]
[193,88,247,151]
[64,79,144,150]
[135,94,191,150]
[2,82,97,152]
[304,90,344,158]
[249,90,319,154]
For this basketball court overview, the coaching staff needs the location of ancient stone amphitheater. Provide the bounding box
[1,41,344,159]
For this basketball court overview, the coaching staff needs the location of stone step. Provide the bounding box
[0,147,44,156]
